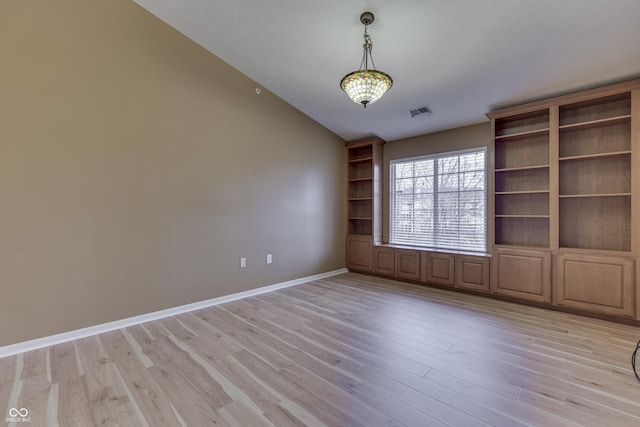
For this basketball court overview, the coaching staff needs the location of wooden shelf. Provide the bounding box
[348,157,373,163]
[495,131,549,170]
[495,190,549,195]
[495,165,549,173]
[494,216,550,248]
[559,114,631,131]
[495,192,549,217]
[348,177,372,182]
[348,197,373,201]
[495,128,549,141]
[559,155,630,196]
[494,109,550,138]
[559,191,630,252]
[559,193,631,198]
[347,144,373,162]
[559,150,631,162]
[559,119,630,159]
[493,243,549,250]
[495,167,549,193]
[559,92,631,127]
[558,246,632,255]
[495,214,550,218]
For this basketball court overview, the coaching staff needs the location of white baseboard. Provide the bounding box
[0,268,348,359]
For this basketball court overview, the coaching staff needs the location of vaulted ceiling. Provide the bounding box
[133,0,640,142]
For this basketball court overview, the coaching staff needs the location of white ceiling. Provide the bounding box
[132,0,640,142]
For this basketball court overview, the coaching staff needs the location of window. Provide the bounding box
[390,148,486,252]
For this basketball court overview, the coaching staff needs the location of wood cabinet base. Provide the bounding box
[555,253,634,318]
[423,252,455,286]
[373,246,395,276]
[456,255,490,293]
[396,249,421,280]
[347,244,638,322]
[346,235,373,272]
[490,248,551,303]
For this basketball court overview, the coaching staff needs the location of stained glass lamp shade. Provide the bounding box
[340,12,393,108]
[340,69,393,107]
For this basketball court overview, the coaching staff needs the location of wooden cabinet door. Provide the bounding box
[395,249,420,280]
[555,253,634,318]
[491,248,551,302]
[423,252,455,286]
[373,246,395,276]
[346,236,372,272]
[455,255,490,293]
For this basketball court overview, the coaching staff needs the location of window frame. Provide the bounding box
[389,147,488,252]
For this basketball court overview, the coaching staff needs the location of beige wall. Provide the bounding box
[382,123,492,242]
[0,0,346,346]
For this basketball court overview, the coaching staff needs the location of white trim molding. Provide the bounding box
[0,268,348,359]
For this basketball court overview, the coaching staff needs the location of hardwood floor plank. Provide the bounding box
[110,364,150,427]
[49,342,81,384]
[348,381,448,427]
[196,307,294,370]
[176,329,326,426]
[219,400,273,427]
[303,313,433,377]
[281,364,403,427]
[87,384,139,427]
[57,377,95,427]
[122,326,160,367]
[174,312,243,356]
[337,357,501,427]
[221,305,345,367]
[75,335,139,426]
[148,361,232,427]
[158,317,197,342]
[18,382,51,427]
[75,335,115,395]
[99,330,182,426]
[0,355,17,386]
[260,402,312,427]
[0,381,14,423]
[127,329,237,417]
[233,349,366,427]
[157,336,235,409]
[136,320,171,341]
[361,358,527,427]
[277,318,378,366]
[424,368,581,427]
[518,388,639,427]
[180,336,317,427]
[20,348,48,382]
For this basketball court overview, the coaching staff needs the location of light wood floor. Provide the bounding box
[1,272,640,426]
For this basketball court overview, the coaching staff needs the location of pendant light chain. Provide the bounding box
[363,27,376,70]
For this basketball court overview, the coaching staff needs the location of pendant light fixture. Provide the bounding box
[340,12,393,108]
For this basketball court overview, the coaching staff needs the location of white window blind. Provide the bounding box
[390,148,487,252]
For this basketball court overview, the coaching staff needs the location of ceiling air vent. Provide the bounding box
[408,105,432,119]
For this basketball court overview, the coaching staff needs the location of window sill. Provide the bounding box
[376,243,491,258]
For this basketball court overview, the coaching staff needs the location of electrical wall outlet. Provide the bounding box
[240,257,246,268]
[266,254,272,264]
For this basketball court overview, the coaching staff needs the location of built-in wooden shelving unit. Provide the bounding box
[488,79,640,318]
[345,137,384,272]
